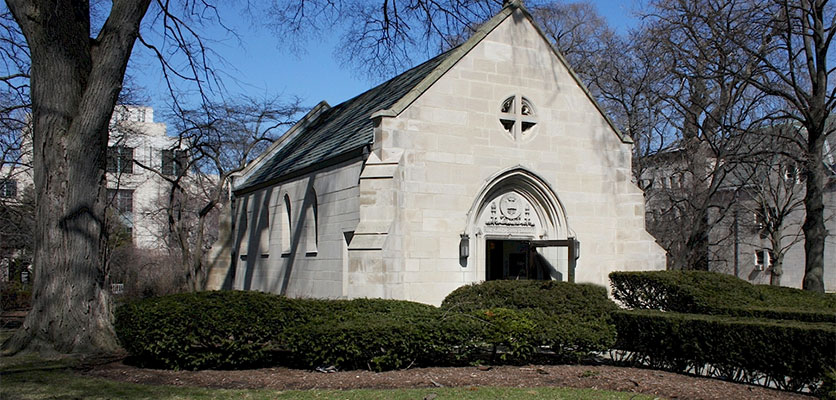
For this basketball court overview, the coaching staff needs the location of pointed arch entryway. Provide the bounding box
[463,166,571,282]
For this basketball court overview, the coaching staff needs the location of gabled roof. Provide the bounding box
[235,1,628,194]
[235,48,455,194]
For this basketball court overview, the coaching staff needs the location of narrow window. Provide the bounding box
[259,206,270,257]
[305,190,318,254]
[783,163,799,183]
[0,179,17,198]
[237,202,250,263]
[161,149,187,176]
[107,146,134,174]
[754,249,770,270]
[107,189,134,238]
[281,194,291,255]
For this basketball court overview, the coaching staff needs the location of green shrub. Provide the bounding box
[0,281,31,311]
[441,280,617,363]
[116,284,618,372]
[441,280,617,317]
[473,308,539,364]
[612,309,836,392]
[114,291,308,370]
[816,369,836,400]
[609,270,836,323]
[537,312,616,362]
[284,298,455,371]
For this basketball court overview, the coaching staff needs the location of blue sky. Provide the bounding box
[133,0,645,112]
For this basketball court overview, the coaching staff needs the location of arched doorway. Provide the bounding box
[463,167,570,282]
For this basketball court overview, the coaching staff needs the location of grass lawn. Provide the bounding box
[0,328,15,344]
[0,369,659,400]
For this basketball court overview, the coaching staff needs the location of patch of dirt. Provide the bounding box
[83,362,812,400]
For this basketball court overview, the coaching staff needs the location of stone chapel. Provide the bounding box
[207,1,666,305]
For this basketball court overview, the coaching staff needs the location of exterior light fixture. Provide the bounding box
[573,237,580,260]
[460,233,470,259]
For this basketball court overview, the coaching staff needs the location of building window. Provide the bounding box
[236,203,249,265]
[107,146,134,174]
[281,194,291,255]
[499,95,537,140]
[670,173,685,189]
[107,189,134,214]
[754,249,771,271]
[161,149,187,176]
[0,179,17,198]
[107,189,134,238]
[753,211,765,230]
[783,163,799,183]
[305,190,318,254]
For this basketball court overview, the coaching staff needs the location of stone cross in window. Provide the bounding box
[499,95,537,141]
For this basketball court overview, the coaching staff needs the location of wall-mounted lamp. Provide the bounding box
[459,233,470,258]
[573,238,580,260]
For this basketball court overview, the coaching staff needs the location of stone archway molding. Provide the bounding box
[464,166,569,240]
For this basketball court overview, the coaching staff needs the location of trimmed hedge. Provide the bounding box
[609,270,836,323]
[115,282,620,371]
[441,280,617,363]
[114,291,308,370]
[1,281,31,311]
[284,298,458,371]
[612,309,836,391]
[441,280,617,317]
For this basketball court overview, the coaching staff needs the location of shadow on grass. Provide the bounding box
[1,369,658,400]
[0,328,127,375]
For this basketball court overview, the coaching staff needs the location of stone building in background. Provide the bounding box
[639,130,836,291]
[207,2,666,305]
[0,105,187,281]
[105,105,187,250]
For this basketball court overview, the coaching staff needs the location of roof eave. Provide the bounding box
[232,146,367,196]
[231,101,331,190]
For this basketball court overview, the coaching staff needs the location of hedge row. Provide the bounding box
[114,283,616,371]
[609,270,836,323]
[441,280,617,316]
[1,281,31,311]
[114,291,310,370]
[612,309,836,392]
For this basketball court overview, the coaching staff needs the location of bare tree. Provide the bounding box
[135,96,302,292]
[0,0,227,355]
[730,125,808,285]
[531,0,619,85]
[726,0,835,292]
[0,0,506,357]
[269,0,631,78]
[635,0,776,270]
[0,8,28,174]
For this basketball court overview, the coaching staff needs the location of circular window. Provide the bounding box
[499,95,537,141]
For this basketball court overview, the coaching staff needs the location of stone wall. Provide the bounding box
[229,159,362,298]
[361,10,665,304]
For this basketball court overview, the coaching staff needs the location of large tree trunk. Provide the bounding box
[801,122,826,293]
[791,0,829,293]
[2,0,151,355]
[770,249,784,286]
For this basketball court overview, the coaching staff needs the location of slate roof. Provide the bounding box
[237,49,456,192]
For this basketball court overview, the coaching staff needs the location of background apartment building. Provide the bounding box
[1,105,186,281]
[639,133,836,290]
